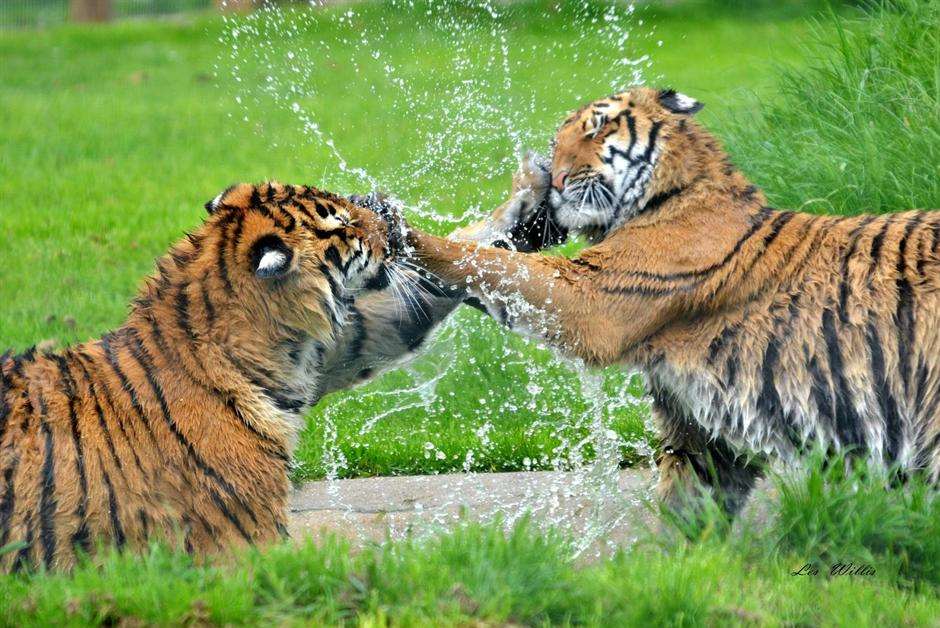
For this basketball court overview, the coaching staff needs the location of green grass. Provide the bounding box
[722,0,939,215]
[0,1,823,479]
[2,462,939,626]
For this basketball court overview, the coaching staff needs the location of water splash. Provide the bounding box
[217,0,658,557]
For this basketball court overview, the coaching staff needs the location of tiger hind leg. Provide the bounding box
[653,392,763,524]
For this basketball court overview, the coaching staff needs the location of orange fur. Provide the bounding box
[0,182,393,571]
[408,87,940,516]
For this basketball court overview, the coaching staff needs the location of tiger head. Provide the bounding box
[143,182,396,347]
[548,86,706,240]
[210,182,397,335]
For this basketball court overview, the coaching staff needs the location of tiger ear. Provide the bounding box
[249,234,294,279]
[658,89,704,115]
[205,184,238,214]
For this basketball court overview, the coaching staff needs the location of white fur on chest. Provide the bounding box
[647,362,796,461]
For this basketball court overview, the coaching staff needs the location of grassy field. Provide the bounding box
[0,0,828,480]
[2,460,940,625]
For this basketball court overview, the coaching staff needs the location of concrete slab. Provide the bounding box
[287,468,661,556]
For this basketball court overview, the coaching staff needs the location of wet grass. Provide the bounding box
[2,461,939,626]
[0,0,825,480]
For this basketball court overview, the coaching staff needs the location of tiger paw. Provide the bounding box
[510,150,551,200]
[450,151,564,252]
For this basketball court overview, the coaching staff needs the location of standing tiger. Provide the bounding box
[405,86,940,517]
[0,181,471,572]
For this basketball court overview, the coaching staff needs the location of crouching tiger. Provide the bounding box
[405,86,940,518]
[0,182,474,572]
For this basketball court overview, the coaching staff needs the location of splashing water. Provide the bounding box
[217,0,659,557]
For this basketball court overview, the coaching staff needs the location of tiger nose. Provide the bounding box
[552,170,569,192]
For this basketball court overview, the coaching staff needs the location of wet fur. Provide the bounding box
[408,87,940,517]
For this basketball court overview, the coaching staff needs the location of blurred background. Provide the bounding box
[0,0,865,29]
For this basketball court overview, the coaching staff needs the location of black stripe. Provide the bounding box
[73,358,122,472]
[866,217,893,281]
[756,297,806,448]
[837,216,877,323]
[215,211,240,297]
[784,216,834,281]
[822,309,866,449]
[347,306,367,358]
[100,457,126,549]
[643,121,662,162]
[75,350,146,475]
[707,322,741,365]
[181,514,195,554]
[175,284,198,342]
[867,322,902,465]
[0,374,9,449]
[640,185,686,214]
[319,263,340,297]
[51,355,91,553]
[756,336,783,420]
[363,266,391,291]
[728,211,797,288]
[222,346,304,415]
[0,455,18,547]
[209,491,253,544]
[807,353,835,427]
[324,245,344,272]
[123,330,259,531]
[921,430,940,472]
[37,393,57,569]
[228,212,246,276]
[138,509,150,539]
[11,347,37,378]
[200,277,217,327]
[146,316,218,401]
[620,207,776,283]
[625,112,637,157]
[290,199,318,226]
[279,206,296,233]
[895,214,922,398]
[600,282,689,297]
[224,398,290,462]
[917,216,940,276]
[100,333,160,448]
[724,352,738,387]
[11,511,34,573]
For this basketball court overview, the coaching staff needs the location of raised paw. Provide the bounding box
[510,150,551,199]
[450,151,565,252]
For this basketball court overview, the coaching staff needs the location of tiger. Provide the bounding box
[0,181,468,572]
[403,85,940,518]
